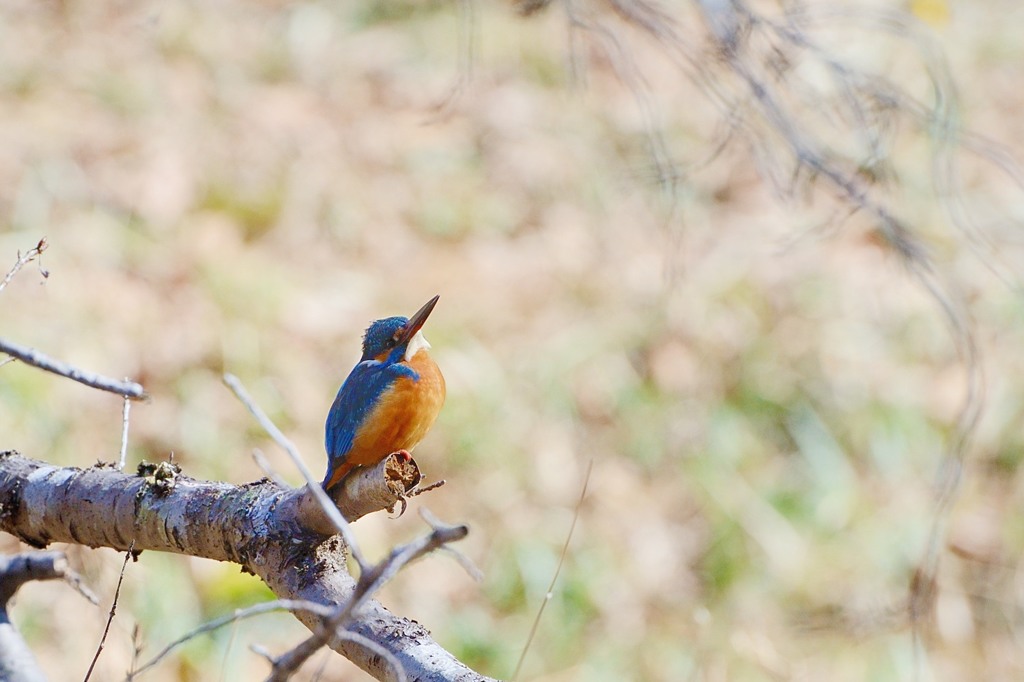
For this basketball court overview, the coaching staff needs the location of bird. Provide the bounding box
[322,295,446,492]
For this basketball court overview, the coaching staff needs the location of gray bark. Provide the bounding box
[0,451,497,682]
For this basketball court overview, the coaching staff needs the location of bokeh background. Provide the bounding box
[2,0,1024,680]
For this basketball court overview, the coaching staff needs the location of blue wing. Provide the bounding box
[323,360,420,475]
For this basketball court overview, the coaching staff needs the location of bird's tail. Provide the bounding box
[322,460,358,492]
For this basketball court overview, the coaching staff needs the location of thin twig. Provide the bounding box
[407,479,446,497]
[266,511,470,681]
[218,619,239,682]
[438,546,485,583]
[118,392,132,470]
[130,599,332,679]
[84,540,134,682]
[328,630,407,682]
[512,460,592,681]
[0,237,47,295]
[361,511,470,599]
[420,507,483,582]
[0,551,88,603]
[0,337,146,399]
[268,631,412,682]
[426,0,477,121]
[252,448,289,487]
[128,625,144,680]
[221,373,367,570]
[310,647,332,682]
[63,567,100,606]
[0,357,15,369]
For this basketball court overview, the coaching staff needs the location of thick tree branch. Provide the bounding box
[0,452,496,682]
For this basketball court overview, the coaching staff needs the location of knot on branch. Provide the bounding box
[384,450,421,496]
[137,460,182,497]
[291,452,447,535]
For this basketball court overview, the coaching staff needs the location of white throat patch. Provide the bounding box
[404,330,431,361]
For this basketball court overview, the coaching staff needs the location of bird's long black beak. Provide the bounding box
[399,295,439,345]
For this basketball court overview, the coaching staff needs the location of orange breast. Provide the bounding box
[346,350,446,467]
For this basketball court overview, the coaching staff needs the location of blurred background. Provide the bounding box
[2,0,1024,680]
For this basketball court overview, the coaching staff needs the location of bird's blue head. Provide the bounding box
[360,295,439,363]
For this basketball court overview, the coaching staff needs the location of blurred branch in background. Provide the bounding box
[517,0,1023,645]
[0,551,97,682]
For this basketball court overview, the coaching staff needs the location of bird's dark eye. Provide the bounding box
[385,332,401,349]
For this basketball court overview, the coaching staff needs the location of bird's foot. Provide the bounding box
[392,495,409,519]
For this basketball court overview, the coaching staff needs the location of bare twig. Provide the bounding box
[371,509,472,590]
[309,647,332,682]
[266,510,470,681]
[0,237,47,295]
[250,643,274,667]
[252,448,289,487]
[427,0,478,121]
[512,459,592,681]
[406,479,446,498]
[0,551,84,604]
[63,567,100,607]
[130,599,332,679]
[0,550,96,608]
[128,625,143,680]
[218,618,239,682]
[84,540,134,682]
[321,630,406,682]
[0,357,15,370]
[390,478,447,518]
[420,507,483,582]
[254,633,402,682]
[0,337,146,399]
[117,392,132,470]
[221,373,367,571]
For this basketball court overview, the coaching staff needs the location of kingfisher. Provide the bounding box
[322,295,446,492]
